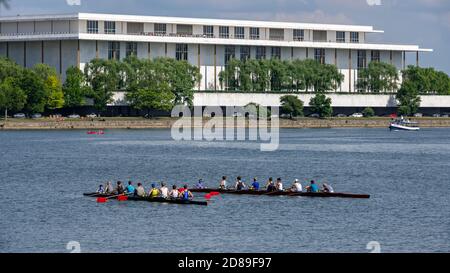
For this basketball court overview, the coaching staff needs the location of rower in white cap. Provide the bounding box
[289,179,303,192]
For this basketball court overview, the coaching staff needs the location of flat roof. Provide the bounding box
[0,12,383,33]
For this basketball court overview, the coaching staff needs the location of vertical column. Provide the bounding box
[291,47,294,60]
[334,48,337,65]
[148,42,151,59]
[165,43,167,57]
[59,40,62,75]
[389,50,393,65]
[402,51,406,70]
[416,51,419,67]
[23,42,27,67]
[214,44,217,91]
[77,40,80,69]
[41,41,44,63]
[348,49,352,93]
[96,41,99,58]
[6,42,9,58]
[198,44,201,91]
[306,47,309,59]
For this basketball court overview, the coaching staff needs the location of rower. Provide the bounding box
[322,183,334,193]
[96,184,105,194]
[275,178,284,191]
[169,185,179,199]
[196,179,205,189]
[290,179,303,192]
[104,181,114,194]
[149,183,160,198]
[266,177,276,192]
[160,182,169,198]
[250,177,260,191]
[136,183,146,197]
[235,176,246,191]
[181,185,194,200]
[115,181,125,195]
[306,180,319,193]
[219,176,228,189]
[126,181,135,194]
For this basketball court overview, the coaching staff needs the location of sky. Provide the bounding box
[1,0,449,73]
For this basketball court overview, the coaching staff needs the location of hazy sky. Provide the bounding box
[1,0,449,73]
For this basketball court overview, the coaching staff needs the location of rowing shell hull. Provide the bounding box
[83,193,208,206]
[190,189,370,199]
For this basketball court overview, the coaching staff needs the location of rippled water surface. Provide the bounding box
[0,128,449,253]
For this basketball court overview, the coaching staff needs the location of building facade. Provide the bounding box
[0,13,432,94]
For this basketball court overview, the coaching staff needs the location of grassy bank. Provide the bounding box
[2,117,450,130]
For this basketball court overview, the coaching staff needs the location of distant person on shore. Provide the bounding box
[115,181,125,195]
[266,177,276,192]
[235,176,246,190]
[126,181,135,194]
[196,179,206,189]
[160,182,169,198]
[219,176,228,189]
[136,183,146,197]
[169,185,179,199]
[276,178,284,191]
[104,181,114,194]
[322,183,334,193]
[290,179,303,192]
[96,184,105,194]
[306,180,319,193]
[149,183,160,198]
[250,177,260,191]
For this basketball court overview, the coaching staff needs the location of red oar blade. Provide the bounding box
[117,195,128,201]
[210,192,220,196]
[97,197,107,203]
[204,194,212,200]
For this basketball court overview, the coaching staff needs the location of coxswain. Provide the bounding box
[196,179,206,189]
[96,184,105,194]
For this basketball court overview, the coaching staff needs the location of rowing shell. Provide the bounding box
[83,193,208,206]
[189,188,370,199]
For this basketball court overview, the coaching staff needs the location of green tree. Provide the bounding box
[362,107,375,117]
[309,93,333,118]
[402,66,450,94]
[46,75,65,109]
[396,80,421,116]
[357,62,399,92]
[63,67,90,108]
[0,58,23,81]
[280,95,304,118]
[19,69,47,113]
[126,84,175,116]
[84,59,120,110]
[0,77,27,120]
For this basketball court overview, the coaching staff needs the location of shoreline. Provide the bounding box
[1,117,450,130]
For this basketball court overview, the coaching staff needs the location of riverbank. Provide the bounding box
[1,117,450,130]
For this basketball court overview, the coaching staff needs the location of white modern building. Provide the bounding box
[0,13,432,95]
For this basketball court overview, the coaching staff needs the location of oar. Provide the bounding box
[97,192,132,203]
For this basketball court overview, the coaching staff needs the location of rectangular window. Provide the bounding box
[108,41,120,60]
[350,32,359,43]
[336,31,346,43]
[371,50,380,62]
[87,20,98,34]
[269,28,284,41]
[176,44,188,61]
[126,42,138,57]
[313,30,327,42]
[293,29,304,41]
[219,26,229,38]
[358,50,367,69]
[314,48,325,64]
[256,46,266,60]
[127,23,144,34]
[240,46,251,61]
[250,27,260,40]
[235,27,245,39]
[177,24,193,36]
[271,47,281,59]
[154,23,167,34]
[224,45,235,65]
[203,25,214,38]
[104,21,116,34]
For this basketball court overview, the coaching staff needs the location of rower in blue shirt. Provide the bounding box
[307,180,320,193]
[126,181,136,195]
[251,177,260,191]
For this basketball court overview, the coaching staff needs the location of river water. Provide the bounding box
[0,128,449,253]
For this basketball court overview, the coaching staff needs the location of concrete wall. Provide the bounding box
[193,92,450,108]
